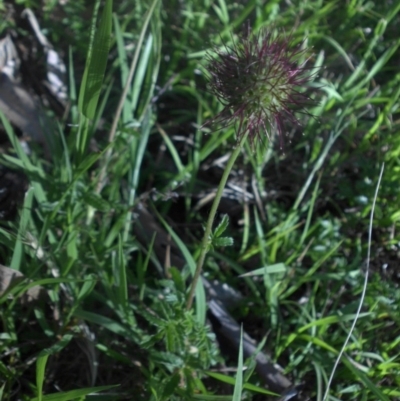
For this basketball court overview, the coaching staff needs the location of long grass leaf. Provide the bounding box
[154,209,207,325]
[78,0,113,119]
[232,325,244,401]
[36,355,49,401]
[30,385,118,401]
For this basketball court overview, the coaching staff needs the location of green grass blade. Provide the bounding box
[36,354,49,401]
[11,187,33,270]
[78,0,113,120]
[343,359,391,401]
[299,174,321,247]
[106,0,159,144]
[76,0,112,160]
[113,14,130,123]
[206,372,277,395]
[130,33,153,115]
[74,309,135,339]
[31,385,118,401]
[123,109,152,240]
[239,263,287,277]
[154,209,207,325]
[232,325,243,401]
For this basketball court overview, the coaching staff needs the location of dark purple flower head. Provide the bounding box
[206,27,314,147]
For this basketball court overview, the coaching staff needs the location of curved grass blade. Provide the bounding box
[232,325,244,401]
[153,208,207,325]
[78,0,113,120]
[76,0,112,159]
[30,385,118,401]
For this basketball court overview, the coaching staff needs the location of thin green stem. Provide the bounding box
[186,130,249,310]
[95,0,159,195]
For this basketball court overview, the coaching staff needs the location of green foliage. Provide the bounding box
[0,0,400,400]
[78,0,113,120]
[211,214,234,249]
[232,326,244,401]
[76,0,113,159]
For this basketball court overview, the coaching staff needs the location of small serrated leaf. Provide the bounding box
[150,350,184,367]
[139,307,167,327]
[213,237,234,247]
[213,214,230,238]
[169,267,185,293]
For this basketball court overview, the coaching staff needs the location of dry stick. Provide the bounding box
[186,131,249,310]
[322,163,385,401]
[96,0,159,194]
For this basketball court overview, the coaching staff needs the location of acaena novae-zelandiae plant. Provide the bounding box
[186,26,315,310]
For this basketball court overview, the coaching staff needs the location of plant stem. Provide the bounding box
[95,0,159,195]
[186,130,249,310]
